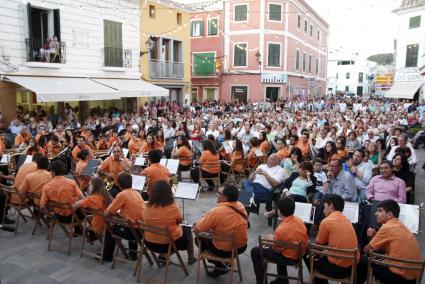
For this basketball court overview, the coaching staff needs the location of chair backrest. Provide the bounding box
[369,251,425,283]
[46,200,81,224]
[1,185,26,203]
[136,220,173,240]
[200,161,221,170]
[259,236,303,260]
[195,231,237,248]
[309,243,358,263]
[25,192,41,206]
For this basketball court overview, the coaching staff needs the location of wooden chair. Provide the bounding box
[195,232,242,284]
[309,243,358,284]
[244,156,262,177]
[258,236,303,284]
[135,221,188,283]
[221,158,244,185]
[1,185,33,235]
[45,201,83,256]
[198,162,221,192]
[25,192,49,235]
[367,251,425,284]
[79,207,106,263]
[177,158,193,182]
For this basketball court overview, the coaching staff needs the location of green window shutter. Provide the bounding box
[268,44,280,66]
[234,44,246,66]
[235,5,247,21]
[53,9,61,42]
[296,50,300,70]
[269,4,281,21]
[104,20,123,67]
[200,20,204,36]
[302,53,306,71]
[315,58,319,74]
[409,16,421,29]
[208,19,218,35]
[191,21,194,36]
[406,44,419,67]
[308,55,312,72]
[194,52,215,75]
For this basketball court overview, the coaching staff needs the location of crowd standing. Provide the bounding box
[0,95,424,284]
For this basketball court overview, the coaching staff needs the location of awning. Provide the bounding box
[92,78,169,97]
[5,76,120,102]
[385,82,423,99]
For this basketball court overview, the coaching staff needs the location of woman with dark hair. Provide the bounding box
[220,139,244,183]
[154,129,165,151]
[138,129,146,144]
[320,141,339,170]
[75,149,91,191]
[219,129,232,160]
[176,122,189,138]
[140,134,156,155]
[280,147,302,176]
[346,131,361,155]
[393,153,415,203]
[190,140,219,188]
[258,131,270,154]
[143,180,195,264]
[385,136,398,159]
[336,136,348,158]
[24,137,43,156]
[247,137,260,167]
[171,135,193,171]
[189,122,203,141]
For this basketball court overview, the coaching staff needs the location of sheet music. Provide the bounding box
[134,156,145,166]
[81,159,101,176]
[294,202,314,224]
[0,154,8,164]
[399,203,420,234]
[342,202,359,223]
[131,175,146,191]
[122,148,129,158]
[175,182,198,200]
[167,159,179,175]
[255,148,264,157]
[160,159,167,166]
[24,155,33,164]
[223,141,233,154]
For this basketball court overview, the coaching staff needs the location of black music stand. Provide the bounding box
[81,160,101,176]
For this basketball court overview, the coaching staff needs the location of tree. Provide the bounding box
[367,53,394,65]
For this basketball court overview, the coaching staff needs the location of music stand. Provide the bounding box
[175,182,199,220]
[81,160,101,176]
[238,191,253,207]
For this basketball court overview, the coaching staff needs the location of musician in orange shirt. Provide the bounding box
[47,135,62,157]
[71,136,94,161]
[140,149,171,198]
[190,140,219,189]
[14,127,31,148]
[139,135,156,155]
[128,131,142,155]
[75,149,91,192]
[154,129,165,151]
[96,135,110,151]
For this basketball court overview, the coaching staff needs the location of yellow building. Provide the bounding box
[140,0,192,104]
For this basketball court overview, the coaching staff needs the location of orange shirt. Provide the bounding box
[79,195,106,233]
[247,147,258,167]
[141,163,171,195]
[13,162,38,189]
[274,215,308,260]
[230,151,244,173]
[99,156,131,185]
[96,140,110,151]
[277,147,290,161]
[337,149,348,158]
[140,143,155,154]
[14,133,31,147]
[47,141,62,156]
[154,138,165,150]
[296,141,309,158]
[259,141,269,154]
[40,176,83,216]
[369,218,422,280]
[174,146,193,166]
[124,131,132,142]
[195,201,248,251]
[109,136,120,147]
[53,130,66,140]
[72,145,94,161]
[18,169,52,206]
[199,150,220,174]
[128,138,143,155]
[75,160,90,190]
[316,211,360,268]
[0,139,5,156]
[143,203,182,244]
[80,130,90,140]
[106,188,144,223]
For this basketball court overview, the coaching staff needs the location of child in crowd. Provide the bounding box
[313,158,327,205]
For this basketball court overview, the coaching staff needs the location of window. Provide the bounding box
[297,14,301,29]
[234,4,248,21]
[406,44,419,67]
[193,52,216,75]
[308,55,312,73]
[296,49,300,70]
[309,24,313,37]
[231,86,248,103]
[149,5,155,18]
[302,52,306,71]
[317,30,321,41]
[409,16,421,29]
[315,58,319,74]
[177,13,182,25]
[304,20,308,33]
[269,4,282,21]
[345,86,349,92]
[346,72,350,79]
[191,88,198,102]
[191,20,204,37]
[234,43,247,66]
[104,20,123,67]
[358,72,364,83]
[267,43,280,67]
[208,18,218,36]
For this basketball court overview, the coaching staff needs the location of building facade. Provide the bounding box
[0,0,146,123]
[220,0,329,103]
[140,0,192,104]
[388,0,425,100]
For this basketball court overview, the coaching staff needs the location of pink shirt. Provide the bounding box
[366,175,406,203]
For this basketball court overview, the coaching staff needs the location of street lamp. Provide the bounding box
[140,38,154,56]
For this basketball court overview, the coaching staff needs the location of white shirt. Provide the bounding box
[205,129,220,139]
[253,164,286,190]
[163,126,176,140]
[387,143,417,165]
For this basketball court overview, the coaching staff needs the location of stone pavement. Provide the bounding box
[1,151,425,284]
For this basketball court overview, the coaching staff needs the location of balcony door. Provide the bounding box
[104,20,123,67]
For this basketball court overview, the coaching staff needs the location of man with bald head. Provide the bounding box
[242,153,287,205]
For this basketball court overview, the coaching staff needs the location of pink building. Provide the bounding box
[191,0,329,103]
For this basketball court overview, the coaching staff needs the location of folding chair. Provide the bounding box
[221,158,244,185]
[25,192,49,235]
[309,243,358,284]
[195,232,242,284]
[136,221,188,283]
[1,185,33,235]
[177,158,193,182]
[79,207,107,263]
[198,162,221,192]
[244,156,262,177]
[258,236,304,284]
[367,251,425,284]
[106,216,153,273]
[45,201,83,256]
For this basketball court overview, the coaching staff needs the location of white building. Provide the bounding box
[0,0,166,123]
[387,0,425,100]
[327,57,376,96]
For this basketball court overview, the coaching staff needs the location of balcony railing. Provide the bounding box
[103,47,132,68]
[192,66,217,76]
[149,59,184,79]
[25,37,66,64]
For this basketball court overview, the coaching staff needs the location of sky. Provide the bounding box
[176,0,401,59]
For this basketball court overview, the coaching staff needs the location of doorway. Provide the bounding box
[266,87,280,102]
